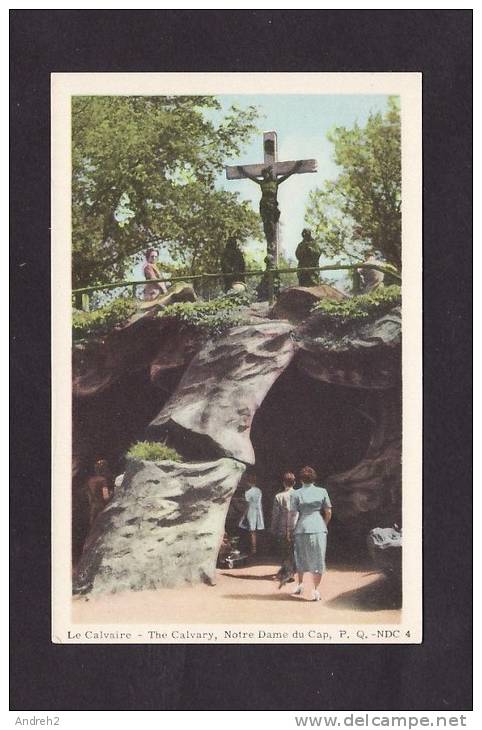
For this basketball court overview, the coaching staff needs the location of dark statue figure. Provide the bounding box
[295,228,322,287]
[237,161,303,258]
[220,237,246,292]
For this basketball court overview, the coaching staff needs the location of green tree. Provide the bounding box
[305,97,401,270]
[72,96,262,288]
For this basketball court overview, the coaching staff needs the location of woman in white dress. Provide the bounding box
[239,473,264,556]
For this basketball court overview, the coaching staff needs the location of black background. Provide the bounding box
[10,10,472,711]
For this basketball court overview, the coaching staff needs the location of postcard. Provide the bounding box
[51,72,422,644]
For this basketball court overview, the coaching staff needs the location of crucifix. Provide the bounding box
[225,131,317,267]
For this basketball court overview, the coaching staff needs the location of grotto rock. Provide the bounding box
[148,321,297,464]
[325,389,401,524]
[295,306,401,389]
[72,299,403,566]
[73,316,203,398]
[73,457,245,595]
[270,284,346,324]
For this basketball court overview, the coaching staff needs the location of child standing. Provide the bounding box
[239,473,265,556]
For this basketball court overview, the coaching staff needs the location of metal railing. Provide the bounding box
[72,263,400,311]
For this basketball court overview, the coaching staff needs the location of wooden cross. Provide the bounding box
[225,131,317,265]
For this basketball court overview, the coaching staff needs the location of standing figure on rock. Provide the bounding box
[356,248,385,293]
[220,237,246,292]
[85,459,113,528]
[143,248,168,301]
[239,472,265,557]
[271,472,298,585]
[295,228,322,287]
[291,466,332,601]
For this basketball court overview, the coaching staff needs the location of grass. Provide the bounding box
[126,441,181,462]
[157,290,252,335]
[72,297,137,341]
[311,285,401,327]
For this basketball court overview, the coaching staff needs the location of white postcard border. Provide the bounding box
[51,72,422,644]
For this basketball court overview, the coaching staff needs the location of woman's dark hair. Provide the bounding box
[299,466,317,483]
[283,472,296,486]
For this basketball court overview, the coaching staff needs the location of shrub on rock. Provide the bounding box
[126,441,181,462]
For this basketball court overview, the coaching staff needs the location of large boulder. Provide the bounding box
[73,457,245,595]
[270,284,346,324]
[148,321,297,464]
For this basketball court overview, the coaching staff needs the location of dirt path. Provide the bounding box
[72,562,401,625]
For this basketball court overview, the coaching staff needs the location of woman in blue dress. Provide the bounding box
[291,466,332,601]
[239,473,265,556]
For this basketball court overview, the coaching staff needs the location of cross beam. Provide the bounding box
[225,158,317,180]
[225,131,317,180]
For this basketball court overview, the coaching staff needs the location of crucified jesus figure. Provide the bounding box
[237,161,303,257]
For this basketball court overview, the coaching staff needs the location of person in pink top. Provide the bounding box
[143,248,168,301]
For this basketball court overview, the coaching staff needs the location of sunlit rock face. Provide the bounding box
[148,321,297,464]
[74,457,245,595]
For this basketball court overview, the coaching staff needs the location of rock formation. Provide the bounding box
[74,458,245,595]
[270,283,346,324]
[296,306,401,390]
[148,321,296,464]
[295,306,401,523]
[72,289,402,594]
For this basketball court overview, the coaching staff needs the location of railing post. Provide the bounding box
[267,266,274,305]
[273,267,280,298]
[81,293,90,312]
[131,284,137,300]
[351,268,361,294]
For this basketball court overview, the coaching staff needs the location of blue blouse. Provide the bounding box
[291,484,332,535]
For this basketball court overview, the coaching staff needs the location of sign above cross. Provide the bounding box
[226,131,317,181]
[225,131,317,267]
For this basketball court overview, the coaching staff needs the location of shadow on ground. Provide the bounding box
[325,575,402,611]
[220,572,278,581]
